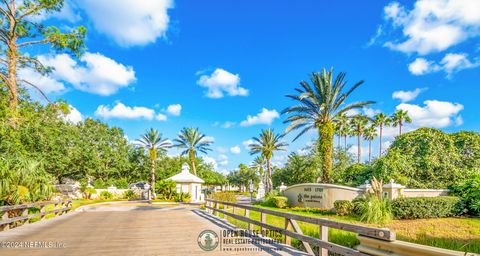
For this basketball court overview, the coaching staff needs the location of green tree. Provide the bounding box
[373,113,390,156]
[0,0,86,123]
[248,129,288,192]
[272,153,318,187]
[350,114,369,163]
[251,155,266,184]
[282,69,373,182]
[173,127,212,176]
[136,128,172,199]
[335,113,349,149]
[391,110,412,135]
[363,125,377,163]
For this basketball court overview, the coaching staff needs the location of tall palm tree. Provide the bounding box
[249,129,288,192]
[363,125,377,163]
[136,128,172,199]
[335,112,349,149]
[391,110,412,135]
[282,69,374,182]
[251,155,266,184]
[173,127,213,175]
[373,113,390,156]
[350,114,369,163]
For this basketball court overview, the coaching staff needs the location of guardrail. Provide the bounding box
[205,199,475,256]
[0,200,72,231]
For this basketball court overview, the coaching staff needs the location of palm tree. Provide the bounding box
[282,69,374,182]
[391,110,412,135]
[373,113,390,156]
[136,128,172,199]
[251,155,266,184]
[350,114,369,163]
[249,129,288,192]
[173,127,213,175]
[335,113,349,149]
[363,125,377,163]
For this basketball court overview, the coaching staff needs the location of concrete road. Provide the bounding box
[0,201,307,256]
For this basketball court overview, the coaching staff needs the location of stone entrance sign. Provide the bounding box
[283,183,363,210]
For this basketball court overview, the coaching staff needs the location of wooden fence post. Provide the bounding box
[319,225,329,256]
[284,218,291,245]
[260,212,266,234]
[40,205,46,220]
[215,202,220,217]
[223,204,228,220]
[1,211,9,231]
[22,208,29,225]
[245,209,253,231]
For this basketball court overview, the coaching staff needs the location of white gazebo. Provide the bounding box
[167,163,205,202]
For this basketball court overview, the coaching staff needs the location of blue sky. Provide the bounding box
[25,0,480,172]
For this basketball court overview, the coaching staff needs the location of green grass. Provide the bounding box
[218,205,480,254]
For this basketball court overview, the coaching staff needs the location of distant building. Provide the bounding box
[167,163,205,202]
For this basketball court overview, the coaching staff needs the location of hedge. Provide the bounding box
[272,196,288,208]
[391,196,464,219]
[334,200,353,216]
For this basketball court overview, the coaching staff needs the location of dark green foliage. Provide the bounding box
[391,197,464,219]
[374,128,480,188]
[155,180,176,200]
[272,153,318,187]
[272,196,288,208]
[174,192,191,203]
[333,163,373,187]
[99,191,114,200]
[334,200,353,216]
[450,175,480,216]
[351,197,366,216]
[227,164,259,191]
[360,195,392,224]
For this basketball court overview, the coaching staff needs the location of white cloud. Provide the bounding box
[221,121,235,128]
[363,107,381,117]
[396,100,464,128]
[155,113,168,121]
[408,53,478,76]
[197,68,249,98]
[382,0,480,55]
[77,0,173,47]
[242,139,255,150]
[230,146,241,154]
[240,108,279,126]
[218,154,229,166]
[39,53,136,96]
[95,102,155,120]
[18,68,66,95]
[202,156,218,170]
[204,136,215,143]
[392,88,426,102]
[166,104,182,116]
[62,105,83,124]
[408,58,437,75]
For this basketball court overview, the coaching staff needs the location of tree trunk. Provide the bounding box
[151,159,156,199]
[399,121,403,135]
[368,140,372,163]
[357,130,361,163]
[318,121,334,183]
[266,158,272,193]
[189,149,197,175]
[379,124,383,156]
[6,6,18,125]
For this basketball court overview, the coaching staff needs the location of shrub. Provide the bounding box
[114,178,129,189]
[93,179,108,189]
[450,175,480,216]
[272,196,288,208]
[99,191,114,200]
[360,195,392,224]
[123,190,136,200]
[156,180,177,200]
[254,190,280,207]
[334,200,353,216]
[351,197,366,216]
[174,192,191,202]
[83,187,97,199]
[210,191,237,203]
[391,196,464,219]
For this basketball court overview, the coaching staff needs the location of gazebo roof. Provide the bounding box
[167,163,204,183]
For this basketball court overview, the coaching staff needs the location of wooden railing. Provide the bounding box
[0,200,72,231]
[205,199,394,256]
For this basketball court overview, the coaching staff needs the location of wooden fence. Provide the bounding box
[205,199,475,256]
[0,200,72,231]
